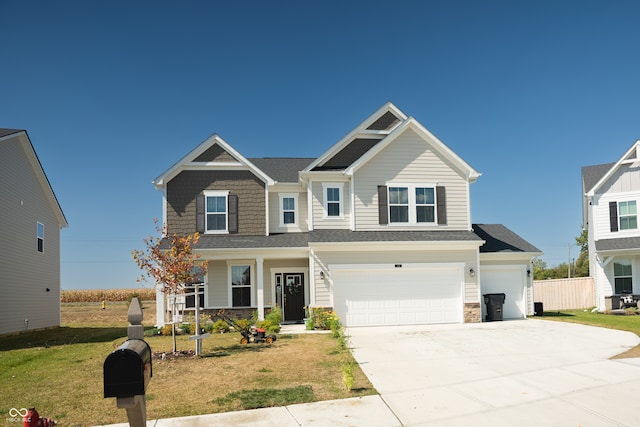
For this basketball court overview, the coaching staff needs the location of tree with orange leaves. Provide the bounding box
[132,219,207,352]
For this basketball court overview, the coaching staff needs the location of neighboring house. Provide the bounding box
[583,140,640,311]
[153,103,540,327]
[0,129,68,335]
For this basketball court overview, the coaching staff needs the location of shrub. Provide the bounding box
[233,318,252,332]
[161,324,173,336]
[211,319,230,333]
[342,359,354,391]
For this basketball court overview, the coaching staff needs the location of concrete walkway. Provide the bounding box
[98,319,640,426]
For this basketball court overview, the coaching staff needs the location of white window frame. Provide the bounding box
[37,222,44,253]
[613,259,633,294]
[279,193,298,227]
[228,262,254,307]
[204,190,229,234]
[619,200,638,231]
[323,183,344,218]
[387,183,437,225]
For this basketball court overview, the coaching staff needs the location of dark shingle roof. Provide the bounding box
[249,158,315,183]
[582,163,614,193]
[190,225,539,253]
[195,233,310,249]
[309,229,482,243]
[0,128,24,138]
[473,224,541,253]
[312,138,382,171]
[595,237,640,252]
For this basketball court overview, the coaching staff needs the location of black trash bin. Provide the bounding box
[483,293,506,321]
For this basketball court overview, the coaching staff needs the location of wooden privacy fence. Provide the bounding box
[533,277,595,310]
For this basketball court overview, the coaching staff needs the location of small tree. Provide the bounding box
[132,219,207,352]
[574,229,589,277]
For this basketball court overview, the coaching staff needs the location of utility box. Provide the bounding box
[104,339,152,398]
[483,293,506,322]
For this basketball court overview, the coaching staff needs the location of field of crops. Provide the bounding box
[61,288,156,303]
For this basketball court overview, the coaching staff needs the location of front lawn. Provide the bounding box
[0,302,375,426]
[538,308,640,358]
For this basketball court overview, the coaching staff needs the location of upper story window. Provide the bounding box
[388,185,436,224]
[614,259,633,294]
[205,190,228,233]
[37,222,44,253]
[609,200,638,232]
[323,183,344,218]
[619,201,637,230]
[279,193,298,226]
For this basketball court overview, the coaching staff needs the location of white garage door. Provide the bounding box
[481,266,526,320]
[331,263,463,327]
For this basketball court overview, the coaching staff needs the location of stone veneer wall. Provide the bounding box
[464,302,481,323]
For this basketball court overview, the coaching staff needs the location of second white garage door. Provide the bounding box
[331,263,463,327]
[480,266,526,320]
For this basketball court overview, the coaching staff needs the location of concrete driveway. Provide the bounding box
[347,319,640,426]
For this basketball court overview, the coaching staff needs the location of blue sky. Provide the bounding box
[2,1,639,289]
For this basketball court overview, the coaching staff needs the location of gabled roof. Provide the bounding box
[473,224,541,254]
[302,102,481,182]
[584,140,640,197]
[303,102,407,172]
[0,129,68,228]
[153,133,275,188]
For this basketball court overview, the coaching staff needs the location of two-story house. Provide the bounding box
[153,103,540,327]
[583,140,640,311]
[0,129,68,335]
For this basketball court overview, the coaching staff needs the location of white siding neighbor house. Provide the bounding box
[153,103,541,327]
[0,129,68,335]
[583,140,640,311]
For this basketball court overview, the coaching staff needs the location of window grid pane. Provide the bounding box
[619,201,637,230]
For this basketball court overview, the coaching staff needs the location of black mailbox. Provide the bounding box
[104,339,152,398]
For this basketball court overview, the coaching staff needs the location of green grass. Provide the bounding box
[0,302,375,426]
[540,308,640,335]
[538,308,640,358]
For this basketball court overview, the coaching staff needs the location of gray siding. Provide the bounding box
[166,170,266,236]
[0,136,61,334]
[353,129,470,230]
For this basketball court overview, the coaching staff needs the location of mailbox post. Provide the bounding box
[103,297,151,427]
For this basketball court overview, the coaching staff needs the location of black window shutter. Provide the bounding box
[436,186,447,225]
[609,201,618,232]
[196,194,205,233]
[228,194,238,233]
[378,185,388,225]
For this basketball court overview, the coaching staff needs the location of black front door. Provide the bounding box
[283,273,305,322]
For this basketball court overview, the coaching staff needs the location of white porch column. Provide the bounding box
[256,257,265,321]
[155,284,165,328]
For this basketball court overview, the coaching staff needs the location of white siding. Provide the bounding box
[0,136,62,334]
[268,190,309,233]
[591,162,640,241]
[592,191,640,241]
[353,129,470,231]
[309,181,351,230]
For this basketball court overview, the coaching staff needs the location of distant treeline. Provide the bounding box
[61,288,156,303]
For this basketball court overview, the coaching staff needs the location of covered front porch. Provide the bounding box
[155,245,313,327]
